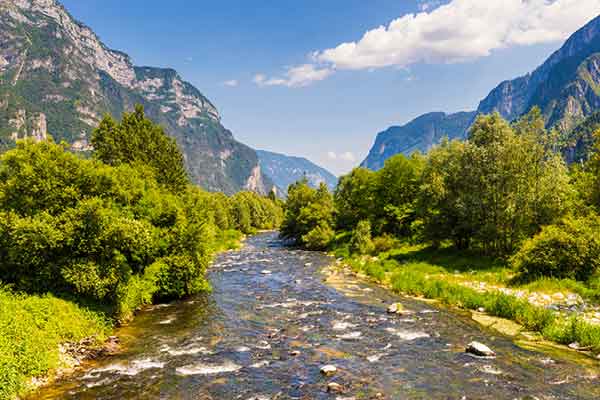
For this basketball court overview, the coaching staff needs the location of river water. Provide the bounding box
[35,232,600,399]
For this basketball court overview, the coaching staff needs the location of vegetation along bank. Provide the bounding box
[0,106,283,399]
[281,109,600,358]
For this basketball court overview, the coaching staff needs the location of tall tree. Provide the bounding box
[92,105,189,193]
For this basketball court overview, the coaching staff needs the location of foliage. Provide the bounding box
[349,220,374,255]
[419,110,573,255]
[0,139,281,321]
[281,180,334,249]
[0,287,110,399]
[92,105,189,193]
[512,215,600,281]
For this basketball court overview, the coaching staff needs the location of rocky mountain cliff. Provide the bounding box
[477,15,600,132]
[257,150,338,195]
[0,0,272,194]
[362,14,600,170]
[361,111,475,170]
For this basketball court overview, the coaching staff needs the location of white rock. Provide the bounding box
[466,341,496,357]
[320,365,337,375]
[260,270,272,275]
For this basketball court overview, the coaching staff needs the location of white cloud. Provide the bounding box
[253,64,333,88]
[328,151,356,162]
[339,152,356,162]
[262,0,600,88]
[316,0,600,70]
[223,79,239,87]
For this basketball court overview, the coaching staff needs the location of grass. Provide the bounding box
[0,286,111,399]
[339,241,600,356]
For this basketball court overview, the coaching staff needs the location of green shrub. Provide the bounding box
[350,220,374,255]
[372,234,399,254]
[512,216,600,281]
[302,222,335,250]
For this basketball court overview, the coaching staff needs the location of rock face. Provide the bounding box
[256,149,338,195]
[0,0,272,194]
[477,15,600,133]
[361,112,475,171]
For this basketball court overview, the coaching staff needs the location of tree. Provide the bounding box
[92,105,189,193]
[281,180,335,249]
[419,111,573,255]
[334,168,377,231]
[375,153,425,237]
[350,220,374,255]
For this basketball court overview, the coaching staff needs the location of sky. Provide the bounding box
[60,0,600,175]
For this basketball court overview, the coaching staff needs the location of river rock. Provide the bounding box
[466,341,496,357]
[320,365,337,375]
[327,382,344,393]
[387,303,405,314]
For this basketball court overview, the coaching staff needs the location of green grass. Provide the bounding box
[342,247,600,355]
[0,287,111,399]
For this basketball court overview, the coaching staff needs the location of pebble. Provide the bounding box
[387,303,405,314]
[327,382,344,393]
[320,365,337,375]
[466,341,496,357]
[260,270,272,275]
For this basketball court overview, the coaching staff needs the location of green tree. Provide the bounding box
[350,220,374,255]
[92,105,189,193]
[375,153,425,237]
[334,168,377,231]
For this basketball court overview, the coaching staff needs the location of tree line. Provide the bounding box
[282,108,600,283]
[0,105,282,321]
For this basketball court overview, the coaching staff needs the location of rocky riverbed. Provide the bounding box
[33,232,600,399]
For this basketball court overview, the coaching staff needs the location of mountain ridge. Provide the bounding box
[362,14,600,170]
[257,149,338,195]
[0,0,272,194]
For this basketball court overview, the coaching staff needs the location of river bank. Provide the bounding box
[334,244,600,359]
[32,233,600,399]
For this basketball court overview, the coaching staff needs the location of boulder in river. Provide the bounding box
[466,341,496,357]
[320,365,337,375]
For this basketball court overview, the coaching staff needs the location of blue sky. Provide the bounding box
[60,0,599,175]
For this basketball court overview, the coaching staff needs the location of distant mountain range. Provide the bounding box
[0,0,273,194]
[257,150,338,195]
[362,14,600,170]
[361,111,475,170]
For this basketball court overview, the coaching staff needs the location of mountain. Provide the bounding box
[362,15,600,170]
[361,111,475,170]
[257,149,338,194]
[0,0,272,195]
[477,15,600,132]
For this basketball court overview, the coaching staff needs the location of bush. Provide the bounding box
[372,234,400,254]
[0,140,282,320]
[350,220,374,255]
[512,216,600,281]
[302,222,335,250]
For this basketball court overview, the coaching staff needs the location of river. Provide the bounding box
[34,232,600,399]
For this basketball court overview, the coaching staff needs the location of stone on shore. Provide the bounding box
[466,341,496,357]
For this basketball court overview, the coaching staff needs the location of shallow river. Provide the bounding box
[36,232,600,399]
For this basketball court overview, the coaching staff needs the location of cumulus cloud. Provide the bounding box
[261,0,600,88]
[315,0,600,70]
[223,79,239,87]
[253,64,334,88]
[327,151,356,162]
